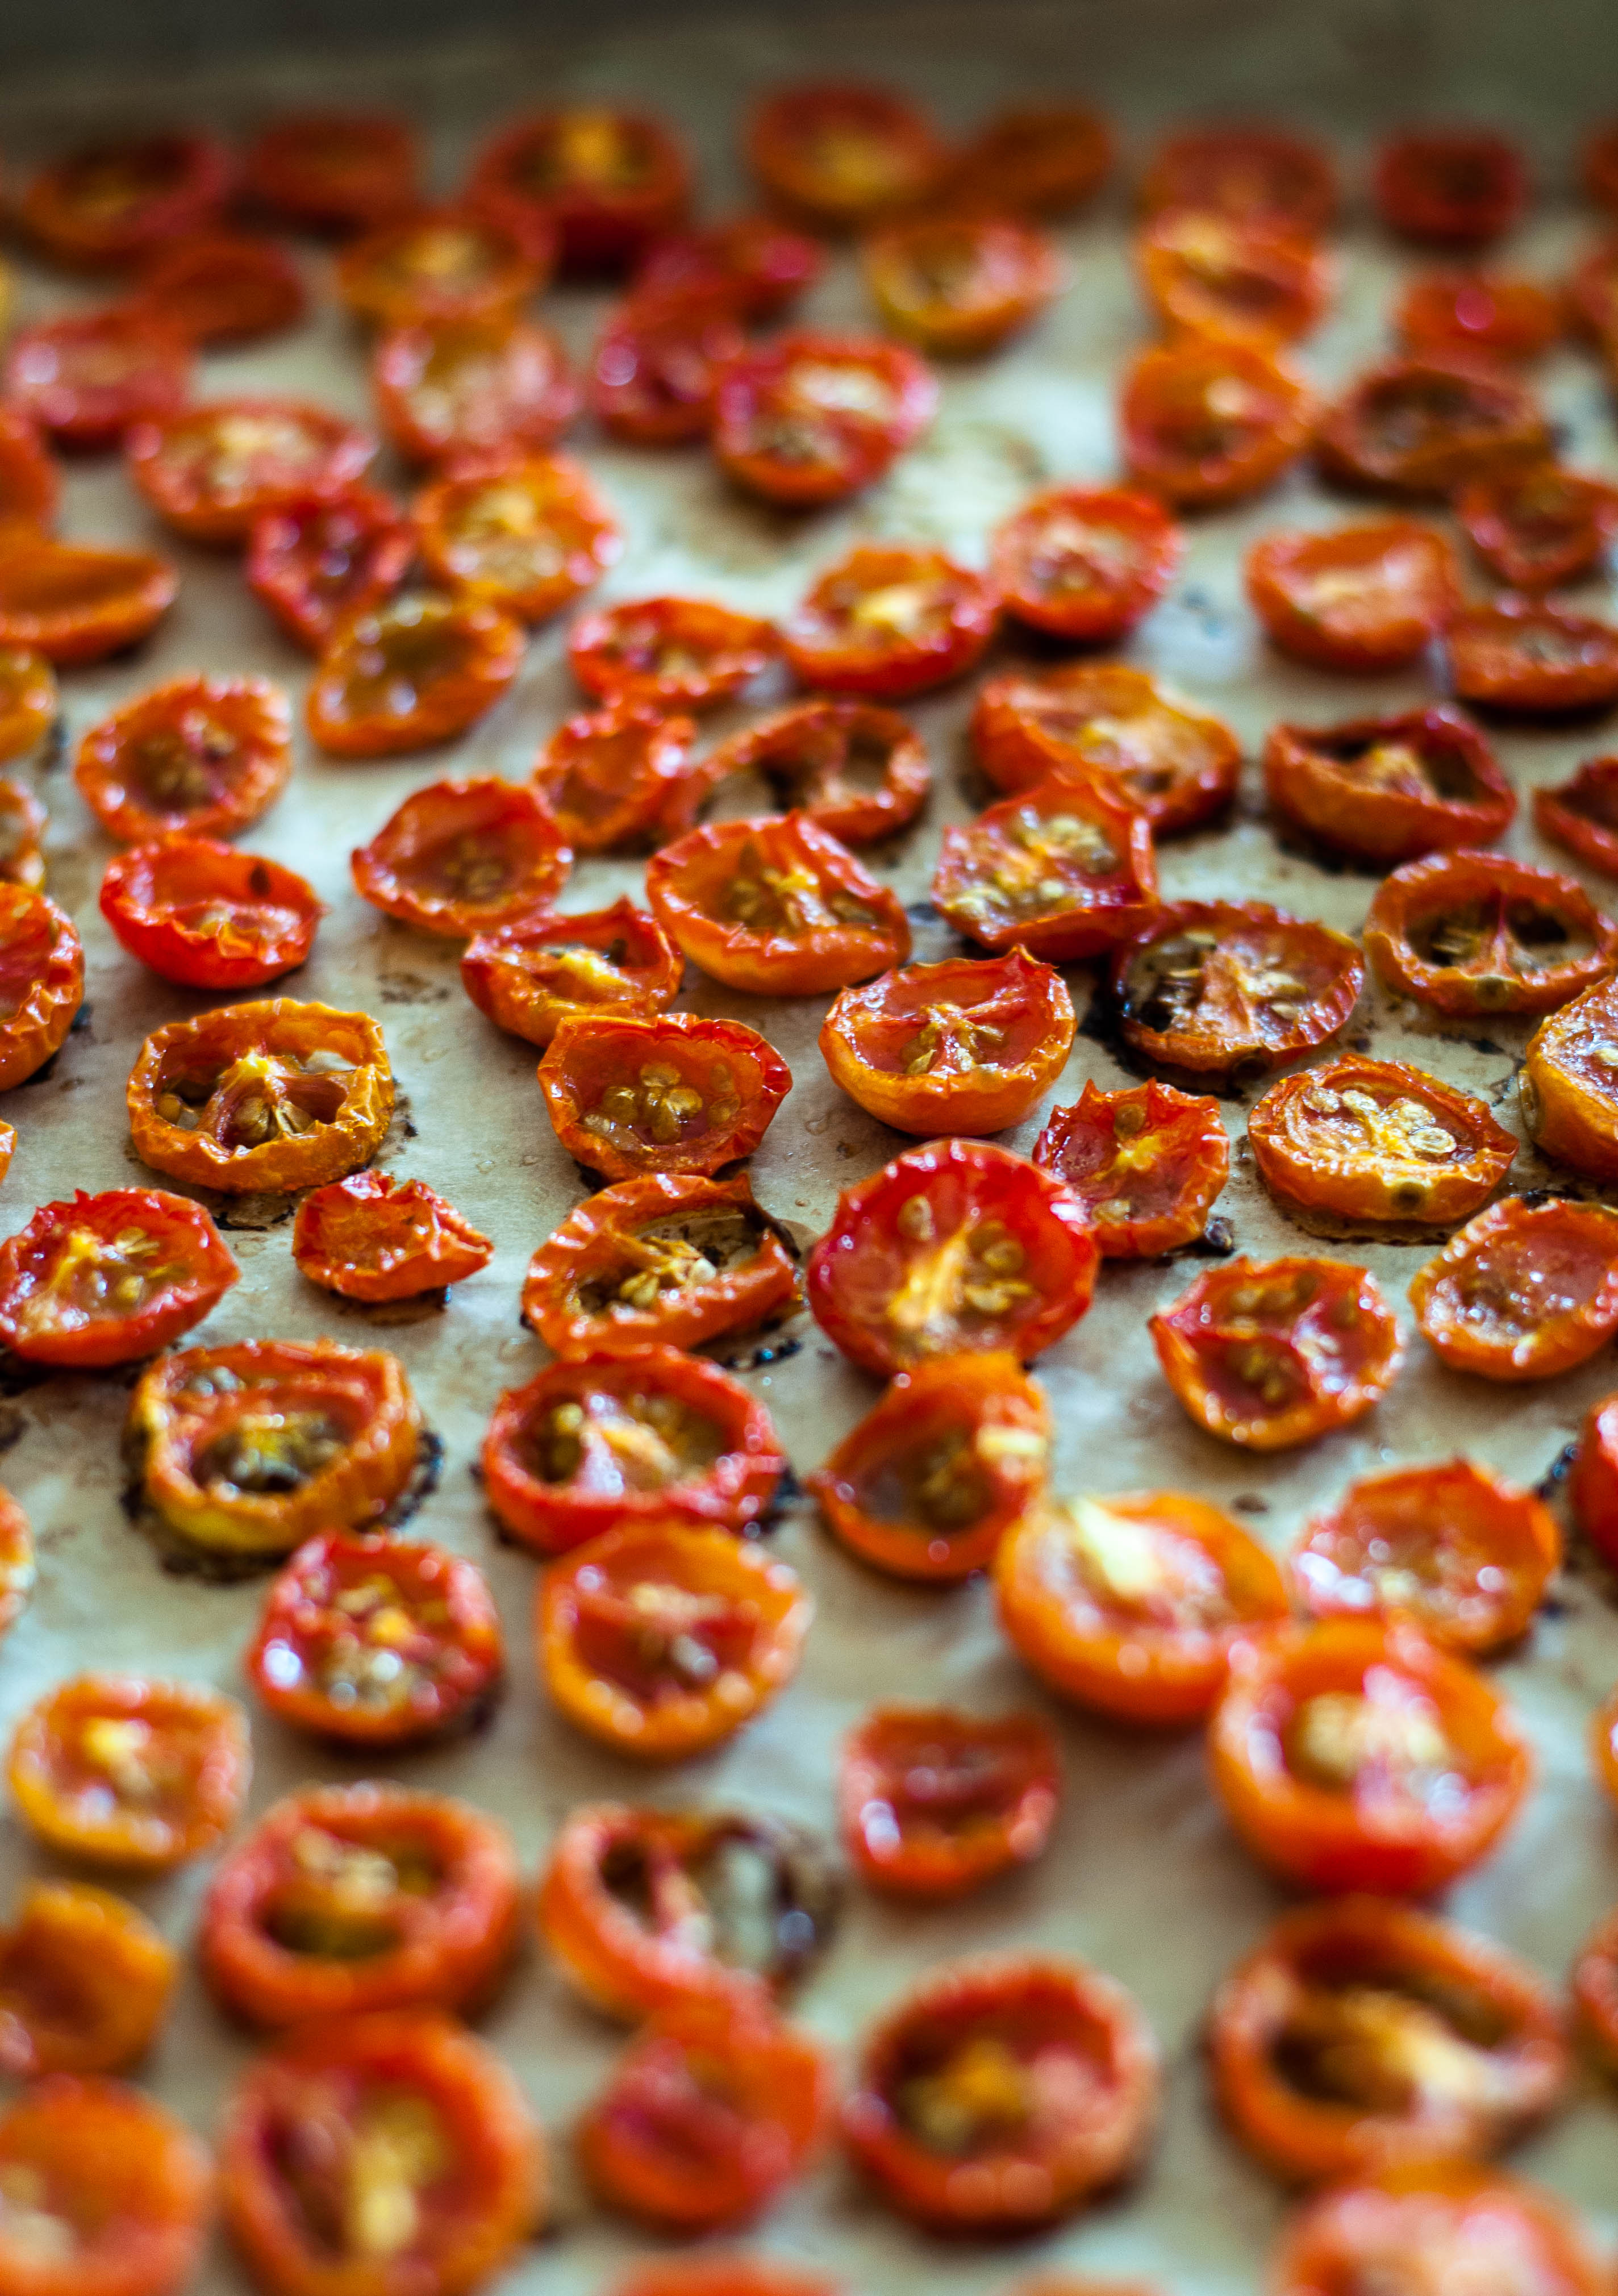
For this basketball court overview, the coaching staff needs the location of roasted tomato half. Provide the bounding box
[712,331,938,506]
[220,2010,540,2294]
[0,531,177,665]
[1120,337,1313,507]
[1520,973,1618,1178]
[470,105,691,273]
[990,486,1183,644]
[589,287,748,445]
[128,999,393,1195]
[743,82,945,229]
[1459,464,1618,592]
[0,409,60,526]
[1247,1055,1516,1230]
[1363,849,1618,1018]
[1211,1897,1569,2185]
[1245,523,1460,675]
[247,1532,503,1748]
[1113,901,1363,1081]
[634,216,824,316]
[785,544,998,701]
[1448,598,1618,715]
[1575,1393,1618,1569]
[996,1490,1289,1724]
[537,1010,790,1180]
[945,102,1114,217]
[374,315,579,464]
[1264,706,1512,866]
[0,1187,237,1367]
[351,776,569,937]
[932,774,1159,963]
[1033,1080,1230,1259]
[538,1802,840,2022]
[821,949,1075,1137]
[483,1344,783,1552]
[243,111,419,233]
[101,837,321,991]
[201,1784,519,2026]
[307,589,526,756]
[807,1136,1098,1376]
[840,1707,1060,1898]
[1272,2165,1606,2296]
[532,704,700,853]
[1410,1195,1618,1382]
[138,231,307,345]
[522,1171,799,1358]
[539,1519,809,1760]
[245,486,414,653]
[0,655,55,777]
[809,1351,1049,1582]
[76,672,291,844]
[1136,211,1329,345]
[1137,125,1338,236]
[0,2074,212,2296]
[864,214,1063,355]
[0,885,82,1091]
[292,1172,493,1301]
[970,662,1240,828]
[22,131,232,267]
[0,1880,176,2078]
[1208,1617,1532,1894]
[1315,357,1550,497]
[1397,270,1561,364]
[696,699,929,845]
[8,1673,249,1871]
[842,1953,1159,2234]
[1152,1256,1400,1451]
[461,897,681,1047]
[336,203,552,328]
[1374,130,1528,246]
[569,595,776,711]
[412,449,620,623]
[127,398,377,545]
[126,1337,422,1561]
[647,813,911,994]
[3,307,192,451]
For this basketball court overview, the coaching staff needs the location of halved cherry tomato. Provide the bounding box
[1397,270,1560,364]
[713,331,938,505]
[589,287,748,444]
[1033,1078,1229,1257]
[221,2010,540,2293]
[997,1490,1289,1724]
[1121,337,1313,506]
[784,545,998,699]
[245,486,414,653]
[1152,1256,1400,1450]
[865,214,1062,355]
[1576,1393,1618,1569]
[461,897,681,1046]
[137,232,306,344]
[126,1337,422,1560]
[537,1010,790,1179]
[820,949,1075,1136]
[1246,523,1461,674]
[201,1784,519,2025]
[482,1344,783,1552]
[636,218,823,315]
[373,315,578,464]
[0,773,45,885]
[1113,901,1363,1081]
[1459,464,1618,591]
[1375,131,1528,247]
[522,1171,799,1358]
[840,1707,1060,1898]
[695,699,929,844]
[1449,598,1618,714]
[1520,973,1618,1178]
[581,1999,829,2230]
[531,703,700,852]
[8,1674,249,1870]
[337,203,551,329]
[77,673,291,845]
[293,1172,492,1301]
[0,410,60,526]
[0,2074,212,2296]
[1247,1054,1516,1230]
[0,1186,236,1367]
[1315,357,1550,495]
[471,107,691,273]
[1574,1900,1618,2069]
[1208,1617,1532,1894]
[569,595,775,710]
[1137,126,1338,236]
[412,449,619,622]
[244,111,418,232]
[990,487,1183,644]
[1364,849,1618,1016]
[127,999,393,1195]
[351,776,569,938]
[308,589,525,756]
[1136,211,1329,344]
[1211,1897,1569,2185]
[538,1802,840,2022]
[944,103,1114,217]
[807,1136,1098,1376]
[539,1518,809,1759]
[808,1352,1049,1583]
[843,1953,1159,2234]
[0,1881,176,2077]
[127,399,377,545]
[0,1490,32,1641]
[1273,2164,1606,2296]
[1263,706,1512,864]
[744,84,945,230]
[648,813,911,994]
[1412,1195,1618,1381]
[101,837,320,990]
[933,775,1159,962]
[0,885,82,1091]
[22,132,232,267]
[971,662,1238,827]
[247,1532,503,1747]
[0,529,177,665]
[3,308,192,452]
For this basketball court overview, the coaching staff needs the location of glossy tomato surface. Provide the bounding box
[990,487,1183,643]
[1411,1195,1618,1381]
[138,231,307,345]
[713,332,938,505]
[840,1707,1061,1897]
[783,544,998,699]
[3,308,192,451]
[0,1186,237,1367]
[0,2074,212,2296]
[820,949,1075,1136]
[648,814,911,994]
[1121,336,1313,506]
[531,703,700,853]
[1245,522,1460,674]
[932,774,1159,962]
[0,884,82,1090]
[1136,211,1328,344]
[470,105,691,273]
[461,897,681,1046]
[292,1171,493,1301]
[307,589,525,757]
[101,837,320,990]
[8,1673,250,1871]
[351,774,570,937]
[245,485,414,652]
[569,595,774,710]
[1113,901,1363,1080]
[1364,850,1618,1017]
[589,287,747,444]
[0,533,177,665]
[1374,130,1528,245]
[696,700,929,844]
[337,203,551,327]
[0,1880,176,2080]
[864,214,1063,354]
[971,662,1238,827]
[22,132,232,267]
[1151,1256,1400,1449]
[1397,269,1560,364]
[1315,357,1550,495]
[374,315,579,463]
[412,449,620,623]
[1034,1079,1230,1257]
[1272,2165,1606,2296]
[1448,598,1618,714]
[127,397,377,544]
[537,1010,790,1179]
[76,674,291,844]
[1247,1053,1516,1228]
[1520,973,1618,1178]
[1137,125,1338,235]
[743,83,945,228]
[1460,464,1618,590]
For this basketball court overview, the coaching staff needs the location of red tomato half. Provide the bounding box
[1374,130,1528,246]
[127,399,377,546]
[820,949,1075,1136]
[3,309,192,452]
[785,545,998,699]
[76,674,290,845]
[0,884,82,1091]
[1033,1079,1229,1258]
[0,410,61,526]
[743,83,945,230]
[647,813,911,995]
[243,111,419,233]
[9,1674,250,1872]
[460,898,681,1047]
[1152,1257,1401,1451]
[137,232,307,345]
[1121,337,1313,506]
[1315,357,1550,496]
[1246,1054,1516,1229]
[1448,598,1618,715]
[864,214,1064,355]
[694,700,929,845]
[1136,211,1329,345]
[351,776,570,937]
[1263,706,1513,865]
[932,774,1160,962]
[1520,972,1618,1178]
[0,532,176,666]
[1397,270,1561,364]
[307,589,526,757]
[569,596,777,711]
[337,204,552,330]
[1364,849,1618,1018]
[245,486,414,653]
[840,1707,1060,1897]
[1137,126,1338,236]
[990,487,1183,643]
[634,218,824,316]
[1112,901,1363,1081]
[0,2074,212,2296]
[714,331,938,506]
[1273,2165,1606,2296]
[537,1010,791,1179]
[0,1187,237,1368]
[22,133,232,268]
[373,316,578,464]
[1245,522,1460,674]
[1458,463,1618,591]
[1411,1195,1618,1381]
[470,106,691,273]
[531,704,701,854]
[945,103,1114,218]
[101,838,320,990]
[292,1172,493,1301]
[971,663,1239,828]
[412,449,620,625]
[589,288,748,445]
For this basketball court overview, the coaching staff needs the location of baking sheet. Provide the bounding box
[2,20,1618,2294]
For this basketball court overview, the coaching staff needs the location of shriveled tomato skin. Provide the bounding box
[1245,522,1461,674]
[1121,336,1313,507]
[1272,2164,1607,2296]
[569,596,775,711]
[1534,759,1618,879]
[1315,356,1551,497]
[647,814,911,995]
[308,589,526,757]
[1365,849,1618,1019]
[970,663,1238,829]
[820,949,1075,1136]
[0,411,60,526]
[9,1673,251,1872]
[694,700,929,845]
[0,1881,177,2079]
[931,776,1160,963]
[1411,1196,1618,1382]
[461,898,681,1047]
[1263,706,1513,866]
[1397,269,1561,365]
[351,774,570,938]
[22,132,233,268]
[990,486,1183,643]
[1448,598,1618,715]
[0,532,177,665]
[126,397,378,545]
[531,704,700,854]
[76,673,291,845]
[293,1171,493,1301]
[840,1708,1060,1897]
[783,544,998,700]
[100,837,322,990]
[1112,900,1363,1081]
[0,1187,237,1368]
[1374,131,1528,247]
[589,286,747,444]
[1521,975,1618,1180]
[1034,1079,1229,1258]
[1247,1053,1516,1228]
[137,232,307,345]
[0,885,82,1091]
[412,448,620,624]
[537,1010,791,1180]
[0,2073,214,2296]
[1137,210,1329,345]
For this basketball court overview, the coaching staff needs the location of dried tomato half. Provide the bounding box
[1315,357,1550,496]
[1273,2165,1606,2296]
[1448,598,1618,714]
[1575,1393,1618,1568]
[1137,126,1338,236]
[77,673,291,845]
[996,1490,1289,1724]
[483,1344,783,1552]
[1396,270,1561,364]
[1521,973,1618,1178]
[635,217,824,316]
[0,2075,212,2296]
[128,999,393,1195]
[137,232,307,344]
[532,704,700,853]
[820,949,1075,1136]
[2,307,192,451]
[0,1881,176,2078]
[0,772,45,887]
[696,699,929,844]
[1136,211,1329,344]
[0,530,177,665]
[1247,1054,1516,1230]
[127,399,377,545]
[1246,522,1461,674]
[1263,706,1512,865]
[971,662,1239,828]
[743,83,945,229]
[1114,901,1363,1081]
[0,885,82,1090]
[522,1171,799,1358]
[1152,1256,1400,1450]
[538,1010,790,1180]
[1411,1195,1618,1381]
[840,1707,1060,1898]
[470,107,691,273]
[201,1784,519,2025]
[1458,464,1618,591]
[1033,1079,1229,1258]
[412,449,620,623]
[589,287,748,444]
[1364,849,1618,1017]
[245,486,414,653]
[1211,1897,1569,2185]
[22,132,232,267]
[784,545,998,699]
[990,487,1183,644]
[0,410,59,526]
[244,111,419,233]
[462,897,680,1047]
[713,331,938,506]
[293,1173,493,1301]
[539,1519,810,1759]
[1121,337,1313,507]
[945,103,1114,217]
[569,595,775,711]
[307,589,525,757]
[807,1352,1049,1583]
[373,315,578,463]
[932,776,1159,962]
[843,1954,1159,2233]
[101,837,320,991]
[1374,130,1528,246]
[247,1532,503,1747]
[648,814,910,994]
[8,1673,249,1870]
[337,203,551,328]
[351,777,568,938]
[0,1186,237,1367]
[865,214,1062,355]
[807,1136,1098,1376]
